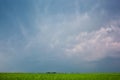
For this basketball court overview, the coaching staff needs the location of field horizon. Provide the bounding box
[0,0,120,80]
[0,72,120,80]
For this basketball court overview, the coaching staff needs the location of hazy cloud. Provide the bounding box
[0,0,120,72]
[66,20,120,61]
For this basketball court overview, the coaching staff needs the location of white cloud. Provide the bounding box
[66,20,120,61]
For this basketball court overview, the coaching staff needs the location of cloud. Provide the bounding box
[0,0,120,72]
[0,40,17,71]
[66,20,120,61]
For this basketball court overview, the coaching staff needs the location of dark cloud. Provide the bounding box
[100,0,120,16]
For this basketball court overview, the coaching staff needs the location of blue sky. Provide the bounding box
[0,0,120,72]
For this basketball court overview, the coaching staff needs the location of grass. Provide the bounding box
[0,73,120,80]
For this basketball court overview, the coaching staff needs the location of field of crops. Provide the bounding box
[0,73,120,80]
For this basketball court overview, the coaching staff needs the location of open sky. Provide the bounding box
[0,0,120,72]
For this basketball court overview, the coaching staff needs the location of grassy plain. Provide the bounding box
[0,73,120,80]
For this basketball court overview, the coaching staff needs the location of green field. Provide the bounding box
[0,73,120,80]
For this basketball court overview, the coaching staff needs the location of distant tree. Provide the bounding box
[46,72,57,74]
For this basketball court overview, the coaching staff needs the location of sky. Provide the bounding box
[0,0,120,72]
